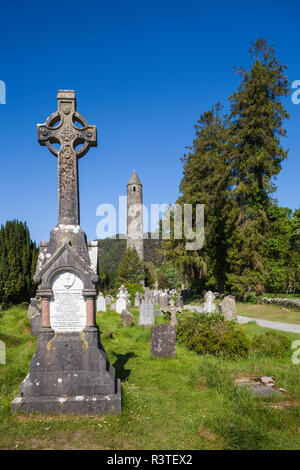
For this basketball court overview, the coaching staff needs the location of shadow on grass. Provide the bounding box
[112,352,137,381]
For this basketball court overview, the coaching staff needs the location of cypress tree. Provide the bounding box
[0,220,38,306]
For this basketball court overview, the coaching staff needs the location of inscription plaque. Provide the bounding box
[50,271,86,332]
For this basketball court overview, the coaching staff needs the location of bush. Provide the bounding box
[177,312,250,358]
[124,283,144,305]
[251,331,292,358]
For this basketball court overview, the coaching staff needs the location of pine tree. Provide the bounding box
[116,248,144,285]
[225,39,290,297]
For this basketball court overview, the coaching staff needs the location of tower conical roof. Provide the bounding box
[127,170,142,186]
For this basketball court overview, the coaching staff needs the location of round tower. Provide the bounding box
[127,170,144,261]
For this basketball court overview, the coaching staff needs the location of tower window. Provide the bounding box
[133,186,136,192]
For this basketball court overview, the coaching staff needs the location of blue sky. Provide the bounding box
[0,0,299,243]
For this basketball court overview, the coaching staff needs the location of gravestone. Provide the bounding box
[139,300,155,326]
[134,292,141,307]
[96,292,106,312]
[203,291,216,314]
[220,295,237,321]
[151,325,176,358]
[12,91,121,414]
[27,297,42,337]
[120,311,134,327]
[161,299,182,327]
[159,292,168,308]
[110,302,116,311]
[116,294,127,314]
[154,308,163,317]
[105,295,114,306]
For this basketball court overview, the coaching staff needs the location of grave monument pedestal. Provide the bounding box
[12,91,121,414]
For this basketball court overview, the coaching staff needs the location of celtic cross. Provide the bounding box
[37,90,97,225]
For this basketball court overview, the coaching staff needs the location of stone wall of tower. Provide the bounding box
[127,175,144,261]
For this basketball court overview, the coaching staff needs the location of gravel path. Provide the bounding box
[184,305,300,334]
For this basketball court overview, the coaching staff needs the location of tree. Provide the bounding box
[0,220,38,307]
[162,104,230,291]
[225,38,290,297]
[116,248,144,285]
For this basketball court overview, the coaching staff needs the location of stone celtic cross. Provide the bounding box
[37,90,97,225]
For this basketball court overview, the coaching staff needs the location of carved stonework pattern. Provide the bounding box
[61,126,74,142]
[58,145,77,221]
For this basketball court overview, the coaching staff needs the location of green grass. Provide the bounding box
[0,306,300,450]
[237,302,300,324]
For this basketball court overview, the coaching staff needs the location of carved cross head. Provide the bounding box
[37,90,97,158]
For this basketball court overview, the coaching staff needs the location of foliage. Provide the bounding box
[0,220,38,308]
[251,331,292,358]
[177,312,250,358]
[144,261,157,288]
[157,263,183,289]
[116,248,144,286]
[161,39,297,298]
[98,235,162,289]
[124,283,144,305]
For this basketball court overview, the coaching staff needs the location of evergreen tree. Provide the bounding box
[116,248,144,285]
[225,39,290,297]
[162,104,230,291]
[0,220,38,306]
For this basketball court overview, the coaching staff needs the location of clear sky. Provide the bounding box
[0,0,299,243]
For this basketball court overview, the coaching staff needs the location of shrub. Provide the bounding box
[124,283,144,305]
[177,312,250,358]
[251,331,292,358]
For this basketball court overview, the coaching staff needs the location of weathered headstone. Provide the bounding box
[134,292,141,307]
[151,325,176,357]
[27,297,42,337]
[96,293,106,312]
[12,91,121,414]
[203,291,216,314]
[116,295,127,314]
[219,295,237,321]
[105,295,114,306]
[139,300,155,326]
[120,311,135,327]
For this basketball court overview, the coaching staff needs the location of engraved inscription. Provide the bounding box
[50,271,86,332]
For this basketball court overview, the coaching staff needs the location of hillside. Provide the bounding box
[98,234,163,273]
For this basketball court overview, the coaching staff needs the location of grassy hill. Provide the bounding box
[98,235,163,273]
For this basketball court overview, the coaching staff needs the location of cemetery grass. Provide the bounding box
[237,302,300,324]
[0,307,300,450]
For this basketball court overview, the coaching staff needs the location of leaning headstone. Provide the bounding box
[151,325,176,357]
[27,298,42,337]
[120,311,135,327]
[96,293,106,312]
[220,295,237,321]
[12,91,121,415]
[139,300,155,326]
[203,291,216,314]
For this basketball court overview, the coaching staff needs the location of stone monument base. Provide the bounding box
[11,388,121,414]
[12,326,121,415]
